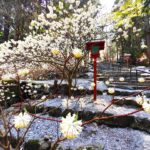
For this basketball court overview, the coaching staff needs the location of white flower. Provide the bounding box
[59,1,64,9]
[1,74,16,81]
[73,88,77,91]
[138,77,145,83]
[14,112,32,129]
[41,95,47,100]
[141,44,147,49]
[30,20,36,27]
[125,24,130,30]
[105,80,110,85]
[91,82,95,87]
[118,28,122,32]
[76,0,80,6]
[46,13,52,19]
[58,95,61,99]
[137,29,141,32]
[51,49,60,55]
[133,27,137,33]
[67,0,75,4]
[123,32,128,39]
[52,14,57,19]
[47,6,54,14]
[18,68,29,76]
[71,96,74,100]
[108,87,115,94]
[60,113,83,139]
[73,48,82,58]
[109,77,114,82]
[142,102,150,113]
[135,95,144,105]
[42,64,49,69]
[119,77,125,82]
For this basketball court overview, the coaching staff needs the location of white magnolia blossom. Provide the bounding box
[109,77,114,82]
[123,31,128,39]
[105,80,110,85]
[108,87,115,94]
[141,44,148,49]
[135,95,144,105]
[1,73,16,81]
[91,82,95,88]
[119,77,125,82]
[124,23,133,29]
[118,28,123,32]
[59,1,64,9]
[73,48,83,58]
[70,96,74,100]
[18,68,30,77]
[0,0,100,72]
[138,77,145,83]
[60,113,83,139]
[14,112,32,129]
[133,27,137,33]
[142,102,150,113]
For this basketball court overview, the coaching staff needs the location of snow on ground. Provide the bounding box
[132,66,150,74]
[21,79,108,91]
[60,124,150,150]
[37,95,150,122]
[9,117,150,150]
[21,78,150,94]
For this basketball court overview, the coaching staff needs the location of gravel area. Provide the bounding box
[8,115,150,150]
[60,124,150,150]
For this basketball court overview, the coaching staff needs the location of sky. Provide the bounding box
[100,0,115,13]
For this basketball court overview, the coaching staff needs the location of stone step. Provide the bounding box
[27,96,150,133]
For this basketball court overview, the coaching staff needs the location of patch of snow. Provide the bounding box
[10,119,150,150]
[38,95,150,122]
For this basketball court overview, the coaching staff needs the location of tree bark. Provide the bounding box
[67,75,72,98]
[3,16,10,41]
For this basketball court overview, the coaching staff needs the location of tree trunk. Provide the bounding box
[3,16,10,41]
[67,75,72,98]
[146,32,150,65]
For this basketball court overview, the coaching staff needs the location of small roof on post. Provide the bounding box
[86,40,105,50]
[86,40,105,58]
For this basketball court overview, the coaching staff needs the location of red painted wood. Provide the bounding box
[94,58,97,101]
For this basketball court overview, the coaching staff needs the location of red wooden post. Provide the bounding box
[86,40,105,102]
[94,57,97,100]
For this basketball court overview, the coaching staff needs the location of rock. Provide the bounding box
[24,140,40,150]
[39,135,52,150]
[57,144,104,150]
[77,144,104,150]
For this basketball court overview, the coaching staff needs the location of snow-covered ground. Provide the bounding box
[20,78,150,94]
[37,95,150,122]
[132,66,150,74]
[10,117,150,150]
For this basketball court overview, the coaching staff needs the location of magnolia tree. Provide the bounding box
[0,0,101,97]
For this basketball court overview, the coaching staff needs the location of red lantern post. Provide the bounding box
[86,41,105,101]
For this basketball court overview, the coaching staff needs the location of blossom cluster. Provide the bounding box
[0,0,101,76]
